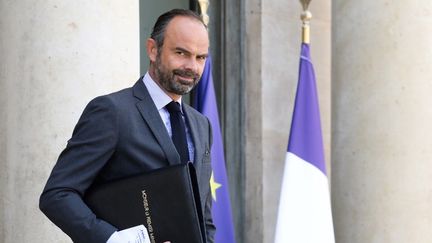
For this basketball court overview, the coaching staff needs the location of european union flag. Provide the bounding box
[193,55,236,243]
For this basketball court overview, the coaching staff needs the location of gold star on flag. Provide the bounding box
[209,171,222,201]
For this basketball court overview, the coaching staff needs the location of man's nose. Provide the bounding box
[184,57,199,73]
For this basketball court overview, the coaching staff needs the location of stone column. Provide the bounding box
[332,1,432,242]
[0,1,139,242]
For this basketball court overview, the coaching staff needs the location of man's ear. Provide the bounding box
[146,38,158,62]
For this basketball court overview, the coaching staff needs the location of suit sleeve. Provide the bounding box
[205,118,216,243]
[39,96,119,243]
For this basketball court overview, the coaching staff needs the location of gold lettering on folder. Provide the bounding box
[142,190,156,243]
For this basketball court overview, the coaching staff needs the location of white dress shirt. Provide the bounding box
[142,72,195,161]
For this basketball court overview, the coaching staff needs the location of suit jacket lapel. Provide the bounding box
[132,80,181,166]
[183,104,204,172]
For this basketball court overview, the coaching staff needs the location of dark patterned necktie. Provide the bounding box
[165,101,190,163]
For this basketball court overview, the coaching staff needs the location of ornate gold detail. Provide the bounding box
[300,0,311,11]
[299,0,312,44]
[198,0,210,26]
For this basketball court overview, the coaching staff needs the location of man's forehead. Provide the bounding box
[164,16,209,52]
[165,16,208,39]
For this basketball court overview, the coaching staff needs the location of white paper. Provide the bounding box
[106,225,151,243]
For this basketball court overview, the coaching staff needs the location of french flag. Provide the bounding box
[274,43,335,243]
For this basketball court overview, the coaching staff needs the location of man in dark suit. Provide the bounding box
[40,9,215,243]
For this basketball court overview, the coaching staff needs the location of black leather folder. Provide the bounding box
[84,163,206,243]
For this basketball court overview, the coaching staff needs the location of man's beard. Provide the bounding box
[154,53,200,95]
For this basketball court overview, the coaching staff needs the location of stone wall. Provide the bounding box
[0,1,139,242]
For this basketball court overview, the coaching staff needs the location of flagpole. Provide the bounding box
[300,0,312,44]
[198,0,210,26]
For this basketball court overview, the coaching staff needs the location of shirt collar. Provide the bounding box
[142,72,183,112]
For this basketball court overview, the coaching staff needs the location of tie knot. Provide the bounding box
[166,101,182,114]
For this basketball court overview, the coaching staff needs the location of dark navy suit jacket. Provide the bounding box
[39,79,215,243]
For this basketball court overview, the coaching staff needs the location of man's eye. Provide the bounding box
[176,51,185,56]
